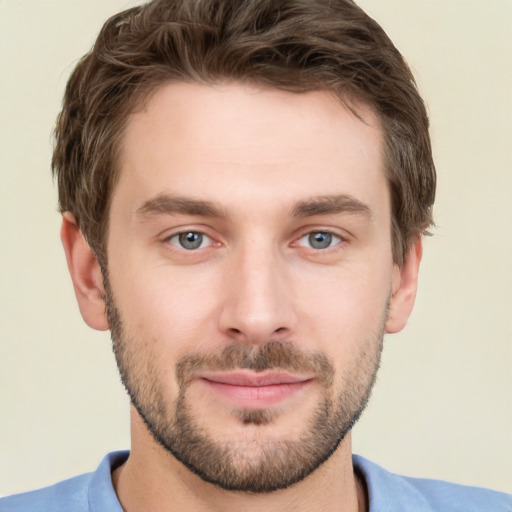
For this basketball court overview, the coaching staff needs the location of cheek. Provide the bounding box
[295,264,391,353]
[109,258,223,353]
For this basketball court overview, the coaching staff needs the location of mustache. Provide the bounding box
[176,340,334,388]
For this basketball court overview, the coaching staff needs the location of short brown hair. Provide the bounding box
[53,0,435,267]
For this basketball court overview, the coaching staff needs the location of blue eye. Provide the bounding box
[169,232,211,250]
[298,231,341,250]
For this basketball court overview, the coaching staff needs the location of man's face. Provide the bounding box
[105,83,400,492]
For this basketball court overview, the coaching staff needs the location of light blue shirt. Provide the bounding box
[1,451,511,511]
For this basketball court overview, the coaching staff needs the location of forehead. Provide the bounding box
[115,82,386,216]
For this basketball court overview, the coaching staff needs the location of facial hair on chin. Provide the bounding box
[104,280,385,493]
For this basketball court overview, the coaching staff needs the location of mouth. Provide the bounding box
[197,370,314,409]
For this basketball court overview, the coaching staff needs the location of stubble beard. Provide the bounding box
[105,283,384,493]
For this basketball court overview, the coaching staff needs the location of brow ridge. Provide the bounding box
[136,194,227,218]
[292,195,372,219]
[136,193,371,221]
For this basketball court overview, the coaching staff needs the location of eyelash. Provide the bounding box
[296,231,344,251]
[163,229,346,253]
[166,231,214,251]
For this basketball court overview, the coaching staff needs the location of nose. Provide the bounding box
[218,242,297,345]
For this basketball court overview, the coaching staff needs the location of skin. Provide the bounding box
[61,82,422,512]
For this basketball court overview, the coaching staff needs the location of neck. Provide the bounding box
[112,409,367,512]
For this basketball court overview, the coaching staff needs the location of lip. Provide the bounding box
[198,371,314,409]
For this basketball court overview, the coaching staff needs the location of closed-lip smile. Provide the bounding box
[197,370,314,408]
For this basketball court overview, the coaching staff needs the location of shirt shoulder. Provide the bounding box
[0,451,128,512]
[0,473,92,512]
[353,455,512,512]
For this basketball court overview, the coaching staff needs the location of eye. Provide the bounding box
[297,231,342,250]
[168,231,212,250]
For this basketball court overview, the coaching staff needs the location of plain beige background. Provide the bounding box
[1,0,511,497]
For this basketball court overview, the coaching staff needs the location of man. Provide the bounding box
[1,0,510,510]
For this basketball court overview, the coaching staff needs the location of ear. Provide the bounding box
[60,213,109,331]
[386,237,423,334]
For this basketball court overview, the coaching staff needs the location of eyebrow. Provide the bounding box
[136,193,372,221]
[136,194,228,219]
[292,194,373,220]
